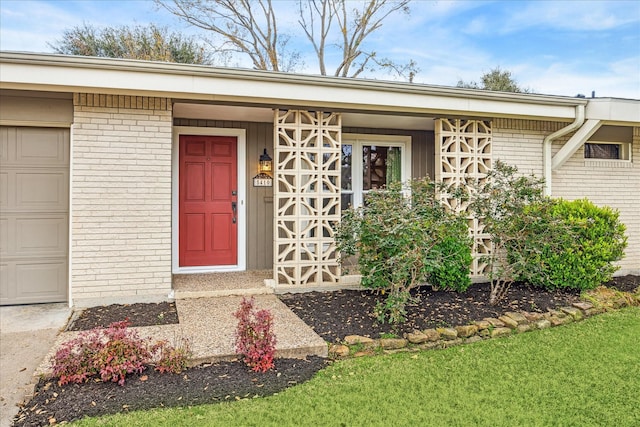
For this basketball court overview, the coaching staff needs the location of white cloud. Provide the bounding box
[0,1,78,51]
[463,17,489,35]
[502,1,640,33]
[0,6,25,18]
[519,60,640,99]
[378,1,640,97]
[0,0,197,52]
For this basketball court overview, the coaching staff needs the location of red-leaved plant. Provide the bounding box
[51,320,191,386]
[234,297,276,372]
[92,321,150,385]
[51,326,104,385]
[150,338,192,374]
[52,320,148,386]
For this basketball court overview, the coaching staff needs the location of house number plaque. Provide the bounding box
[253,175,273,187]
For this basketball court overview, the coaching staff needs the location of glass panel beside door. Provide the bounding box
[340,140,404,211]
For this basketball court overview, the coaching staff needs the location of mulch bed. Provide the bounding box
[605,275,640,293]
[280,281,583,342]
[13,357,327,427]
[13,275,639,426]
[66,302,179,331]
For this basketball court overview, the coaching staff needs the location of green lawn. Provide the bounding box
[77,307,640,427]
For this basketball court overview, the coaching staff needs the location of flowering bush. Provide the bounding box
[469,161,550,305]
[234,297,277,372]
[51,320,192,386]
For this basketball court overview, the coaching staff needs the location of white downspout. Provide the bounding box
[543,104,585,196]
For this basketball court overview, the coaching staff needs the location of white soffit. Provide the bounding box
[173,103,436,131]
[174,103,273,122]
[343,112,435,131]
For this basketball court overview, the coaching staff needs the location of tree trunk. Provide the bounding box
[489,278,511,305]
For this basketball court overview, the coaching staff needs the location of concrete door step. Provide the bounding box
[173,286,274,300]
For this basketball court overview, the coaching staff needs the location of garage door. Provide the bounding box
[1,127,69,305]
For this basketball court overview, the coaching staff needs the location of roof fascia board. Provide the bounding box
[0,79,579,121]
[1,52,587,120]
[0,51,586,105]
[586,98,640,124]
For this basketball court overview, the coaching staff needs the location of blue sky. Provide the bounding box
[1,0,639,98]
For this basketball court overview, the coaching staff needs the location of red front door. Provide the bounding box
[179,135,238,267]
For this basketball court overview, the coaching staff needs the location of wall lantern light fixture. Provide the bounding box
[253,148,273,187]
[259,148,272,174]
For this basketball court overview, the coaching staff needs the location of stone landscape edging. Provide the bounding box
[328,287,640,359]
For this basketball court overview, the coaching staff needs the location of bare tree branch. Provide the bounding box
[298,0,334,76]
[156,0,301,71]
[332,0,410,78]
[157,0,416,79]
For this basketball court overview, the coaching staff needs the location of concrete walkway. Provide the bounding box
[0,303,72,427]
[39,294,327,373]
[1,294,326,426]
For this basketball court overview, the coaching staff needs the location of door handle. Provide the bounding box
[231,201,237,224]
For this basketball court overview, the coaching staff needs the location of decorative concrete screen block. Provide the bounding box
[435,118,492,276]
[274,110,342,286]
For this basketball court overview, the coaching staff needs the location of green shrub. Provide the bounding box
[335,178,472,324]
[470,161,628,301]
[517,198,627,290]
[469,160,550,304]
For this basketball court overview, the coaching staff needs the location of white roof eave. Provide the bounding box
[0,51,597,121]
[585,98,640,124]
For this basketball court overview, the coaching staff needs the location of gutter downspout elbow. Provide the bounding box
[543,104,585,196]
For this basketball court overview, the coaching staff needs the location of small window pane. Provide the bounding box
[387,147,402,184]
[585,143,620,159]
[341,144,352,191]
[341,193,353,211]
[363,145,402,190]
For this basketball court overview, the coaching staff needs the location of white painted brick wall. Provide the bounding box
[71,94,173,305]
[552,127,640,274]
[494,119,639,274]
